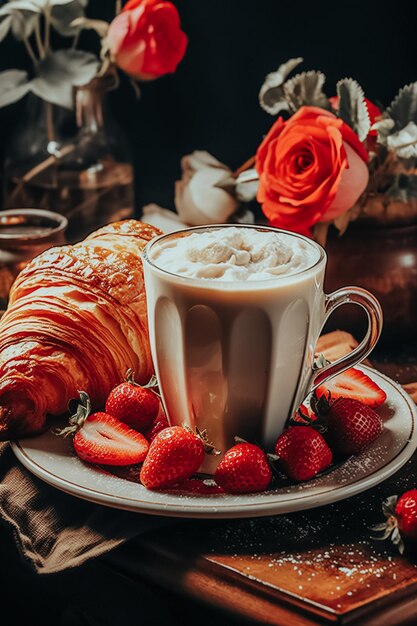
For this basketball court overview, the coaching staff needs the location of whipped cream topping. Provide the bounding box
[149,227,320,281]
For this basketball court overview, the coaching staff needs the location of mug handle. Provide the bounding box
[311,286,383,391]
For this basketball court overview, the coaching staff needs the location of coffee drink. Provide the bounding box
[142,225,382,474]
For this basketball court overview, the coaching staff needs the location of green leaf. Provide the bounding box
[372,117,395,141]
[283,71,330,112]
[0,15,12,42]
[50,1,86,36]
[259,57,303,115]
[31,0,87,6]
[336,78,370,141]
[30,50,100,109]
[11,11,39,39]
[387,82,417,131]
[386,121,417,158]
[70,16,109,37]
[0,69,30,108]
[0,1,41,12]
[0,3,40,39]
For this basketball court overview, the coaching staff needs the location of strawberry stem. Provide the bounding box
[185,425,221,456]
[144,374,158,389]
[266,452,286,484]
[125,370,161,398]
[369,495,405,554]
[125,368,136,384]
[53,391,91,438]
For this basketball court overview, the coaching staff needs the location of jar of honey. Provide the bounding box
[0,209,67,310]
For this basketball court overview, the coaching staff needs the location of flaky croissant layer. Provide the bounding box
[0,220,161,439]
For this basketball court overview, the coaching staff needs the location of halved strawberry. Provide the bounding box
[73,412,149,466]
[55,391,149,466]
[315,368,386,408]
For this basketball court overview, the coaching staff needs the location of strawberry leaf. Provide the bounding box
[53,390,91,437]
[382,495,398,517]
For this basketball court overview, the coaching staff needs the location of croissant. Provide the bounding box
[0,220,161,440]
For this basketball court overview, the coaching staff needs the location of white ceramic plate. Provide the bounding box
[11,366,417,519]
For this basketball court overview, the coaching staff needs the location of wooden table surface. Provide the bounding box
[113,358,417,626]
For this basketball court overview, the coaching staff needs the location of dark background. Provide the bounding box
[0,0,416,213]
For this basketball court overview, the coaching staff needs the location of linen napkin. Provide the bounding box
[0,441,170,574]
[0,330,415,575]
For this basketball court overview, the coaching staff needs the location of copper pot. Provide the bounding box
[324,221,417,346]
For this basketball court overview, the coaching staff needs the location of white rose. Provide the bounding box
[175,151,239,225]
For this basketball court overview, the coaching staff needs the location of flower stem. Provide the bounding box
[35,19,45,58]
[116,0,122,14]
[22,36,37,65]
[312,221,330,247]
[234,155,256,177]
[44,3,51,53]
[72,31,80,50]
[46,102,55,143]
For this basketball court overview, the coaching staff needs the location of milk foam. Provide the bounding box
[149,227,319,281]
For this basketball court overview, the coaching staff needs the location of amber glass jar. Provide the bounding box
[0,208,67,310]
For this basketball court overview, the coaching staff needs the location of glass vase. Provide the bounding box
[2,75,134,243]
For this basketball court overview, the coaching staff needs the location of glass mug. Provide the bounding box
[142,225,382,473]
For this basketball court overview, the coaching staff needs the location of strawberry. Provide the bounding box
[315,367,386,408]
[320,397,383,456]
[274,426,332,482]
[214,443,272,494]
[74,412,149,466]
[143,408,169,443]
[371,490,417,554]
[55,392,149,466]
[140,426,216,489]
[105,370,160,432]
[292,402,318,424]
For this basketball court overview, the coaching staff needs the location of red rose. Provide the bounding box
[255,106,369,234]
[107,0,188,80]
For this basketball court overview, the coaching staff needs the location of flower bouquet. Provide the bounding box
[174,58,417,247]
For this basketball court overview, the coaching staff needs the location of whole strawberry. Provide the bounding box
[140,426,215,489]
[323,397,383,456]
[106,370,160,432]
[274,426,332,482]
[143,409,169,443]
[214,443,272,494]
[371,490,417,554]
